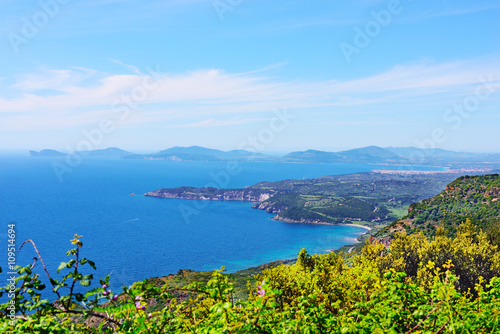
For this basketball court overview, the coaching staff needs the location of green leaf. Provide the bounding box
[60,295,70,303]
[57,262,67,273]
[88,260,96,270]
[75,293,85,302]
[80,280,91,287]
[66,259,76,268]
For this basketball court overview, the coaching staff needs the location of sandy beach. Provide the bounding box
[340,223,372,231]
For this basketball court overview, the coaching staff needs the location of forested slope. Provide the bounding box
[381,174,500,238]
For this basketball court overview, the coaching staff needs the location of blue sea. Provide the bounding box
[0,155,441,298]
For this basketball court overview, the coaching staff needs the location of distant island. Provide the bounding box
[29,147,132,158]
[29,145,500,166]
[124,146,266,162]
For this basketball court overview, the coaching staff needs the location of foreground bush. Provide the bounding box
[1,224,499,333]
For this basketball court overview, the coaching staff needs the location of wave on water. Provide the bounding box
[120,218,140,223]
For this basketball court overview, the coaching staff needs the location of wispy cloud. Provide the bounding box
[395,3,500,24]
[276,18,361,30]
[170,117,270,128]
[12,67,98,92]
[1,56,499,131]
[110,60,143,75]
[274,2,500,31]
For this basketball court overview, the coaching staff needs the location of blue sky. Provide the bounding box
[0,0,499,153]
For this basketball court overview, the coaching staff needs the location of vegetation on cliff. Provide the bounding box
[148,172,465,228]
[381,174,500,238]
[2,221,500,333]
[145,186,273,202]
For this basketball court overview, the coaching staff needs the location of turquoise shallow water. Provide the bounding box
[0,156,441,296]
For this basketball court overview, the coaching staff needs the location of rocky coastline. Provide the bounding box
[144,187,274,202]
[144,186,370,229]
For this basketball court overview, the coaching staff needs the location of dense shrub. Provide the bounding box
[1,223,499,333]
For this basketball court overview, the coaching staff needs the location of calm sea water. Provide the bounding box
[0,155,441,297]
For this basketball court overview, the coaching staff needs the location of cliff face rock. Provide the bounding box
[445,185,461,192]
[145,187,274,202]
[486,187,500,197]
[272,215,330,225]
[251,201,282,213]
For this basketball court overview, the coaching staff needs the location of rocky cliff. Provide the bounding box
[144,186,274,202]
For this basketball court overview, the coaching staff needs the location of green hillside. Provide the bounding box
[381,174,500,238]
[3,223,500,333]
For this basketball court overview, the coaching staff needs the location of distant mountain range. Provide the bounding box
[29,147,132,158]
[125,146,266,161]
[29,145,500,166]
[385,147,500,164]
[29,149,67,157]
[281,146,500,166]
[281,146,408,164]
[28,146,265,162]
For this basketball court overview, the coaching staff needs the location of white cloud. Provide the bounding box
[171,117,271,128]
[396,3,500,24]
[0,56,499,131]
[12,67,98,92]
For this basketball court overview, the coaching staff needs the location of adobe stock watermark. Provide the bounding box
[409,75,497,164]
[52,66,165,182]
[213,0,243,21]
[6,223,17,327]
[339,0,403,64]
[7,0,72,54]
[178,107,295,224]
